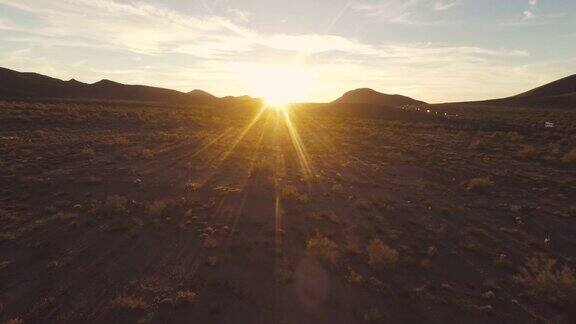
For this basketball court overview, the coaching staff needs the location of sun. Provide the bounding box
[243,64,314,109]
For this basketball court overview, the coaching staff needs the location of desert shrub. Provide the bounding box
[282,185,309,204]
[561,147,576,164]
[466,177,494,192]
[468,137,486,151]
[128,147,154,160]
[0,232,17,242]
[54,211,77,221]
[79,148,95,159]
[306,233,340,264]
[507,131,523,142]
[5,318,23,324]
[176,290,197,305]
[517,145,537,159]
[185,180,201,191]
[147,201,167,216]
[102,195,128,215]
[367,239,399,269]
[513,256,576,306]
[111,295,148,310]
[331,183,344,193]
[111,135,130,146]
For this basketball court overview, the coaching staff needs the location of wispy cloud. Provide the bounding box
[433,1,458,11]
[350,0,421,25]
[350,0,455,25]
[523,0,538,19]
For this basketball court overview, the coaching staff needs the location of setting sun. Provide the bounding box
[243,64,314,107]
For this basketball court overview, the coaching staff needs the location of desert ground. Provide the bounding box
[1,99,575,323]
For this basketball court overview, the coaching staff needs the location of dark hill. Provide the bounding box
[0,67,256,106]
[333,88,426,107]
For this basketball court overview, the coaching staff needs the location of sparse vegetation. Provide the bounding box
[147,200,167,216]
[0,99,575,323]
[513,256,576,306]
[466,176,494,192]
[366,239,398,270]
[101,195,128,215]
[111,295,148,310]
[176,290,197,305]
[306,233,340,264]
[561,147,576,164]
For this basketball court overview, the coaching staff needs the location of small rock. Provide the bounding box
[482,290,495,299]
[441,283,453,291]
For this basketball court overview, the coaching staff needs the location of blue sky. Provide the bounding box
[0,0,575,102]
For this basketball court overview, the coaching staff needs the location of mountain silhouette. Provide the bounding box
[333,88,426,107]
[0,67,255,106]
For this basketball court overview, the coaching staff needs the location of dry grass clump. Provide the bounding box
[79,148,95,159]
[517,145,537,159]
[175,290,197,305]
[5,318,23,324]
[282,185,310,204]
[367,239,399,270]
[0,232,17,242]
[111,295,148,310]
[102,195,128,215]
[466,176,494,192]
[54,211,77,221]
[507,131,523,142]
[513,256,576,306]
[185,180,201,191]
[306,233,340,264]
[561,147,576,164]
[147,201,167,216]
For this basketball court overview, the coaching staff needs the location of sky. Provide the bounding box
[0,0,575,103]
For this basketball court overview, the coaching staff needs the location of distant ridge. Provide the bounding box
[0,67,257,106]
[514,74,576,99]
[459,74,576,107]
[333,88,426,107]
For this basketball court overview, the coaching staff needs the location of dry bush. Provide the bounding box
[102,195,128,215]
[306,233,340,264]
[561,147,576,164]
[466,177,494,193]
[147,201,167,216]
[185,180,201,191]
[5,318,23,324]
[367,239,399,269]
[111,295,148,310]
[513,256,576,306]
[128,147,154,160]
[79,148,95,159]
[175,290,197,305]
[468,137,487,151]
[507,131,523,142]
[54,211,77,221]
[0,232,17,242]
[517,145,537,159]
[282,185,309,204]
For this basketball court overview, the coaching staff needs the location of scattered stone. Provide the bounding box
[481,290,495,300]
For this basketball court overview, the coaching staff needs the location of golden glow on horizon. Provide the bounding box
[243,64,315,107]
